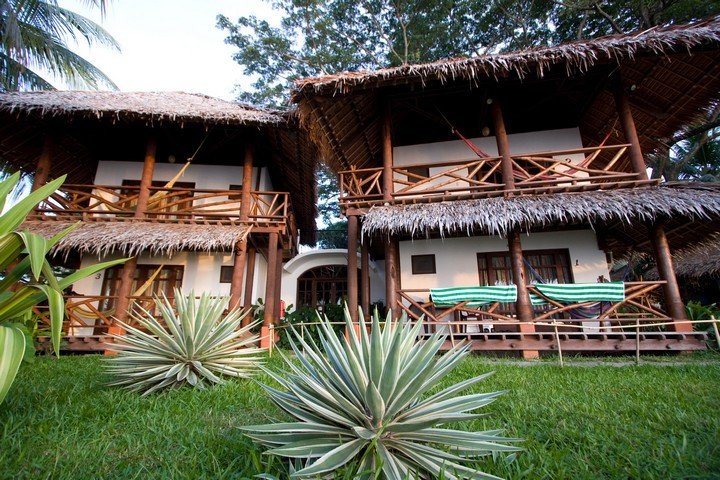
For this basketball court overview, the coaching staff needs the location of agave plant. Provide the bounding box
[106,290,264,395]
[243,308,520,479]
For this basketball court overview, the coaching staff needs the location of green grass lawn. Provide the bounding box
[1,354,719,479]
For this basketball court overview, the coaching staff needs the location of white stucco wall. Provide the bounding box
[279,249,385,308]
[93,160,271,191]
[72,250,268,305]
[398,229,609,302]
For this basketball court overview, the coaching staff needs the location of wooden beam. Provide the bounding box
[32,134,54,191]
[649,221,690,331]
[490,99,515,192]
[361,242,370,317]
[229,142,254,310]
[274,243,283,319]
[347,215,359,322]
[614,84,649,180]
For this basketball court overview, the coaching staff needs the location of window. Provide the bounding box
[411,254,436,274]
[476,249,573,285]
[405,166,430,183]
[219,266,234,283]
[100,264,184,311]
[228,184,243,201]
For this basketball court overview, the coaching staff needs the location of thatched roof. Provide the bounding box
[0,91,283,126]
[295,17,720,96]
[362,183,720,253]
[292,17,720,173]
[22,221,249,257]
[670,234,720,278]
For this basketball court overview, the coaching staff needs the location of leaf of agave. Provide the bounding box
[16,231,50,281]
[422,372,496,406]
[400,432,521,453]
[290,438,365,478]
[368,311,384,386]
[365,380,385,425]
[240,423,349,435]
[387,441,455,480]
[32,285,64,356]
[0,324,25,404]
[267,437,346,458]
[376,441,411,480]
[406,428,522,445]
[400,391,505,422]
[0,233,25,272]
[377,317,405,400]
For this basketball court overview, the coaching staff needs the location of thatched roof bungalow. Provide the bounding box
[0,90,318,246]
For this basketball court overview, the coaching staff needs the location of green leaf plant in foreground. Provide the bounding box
[106,290,265,395]
[0,172,127,404]
[243,307,521,479]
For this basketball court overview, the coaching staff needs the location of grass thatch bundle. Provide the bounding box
[0,91,283,126]
[294,16,720,96]
[362,183,720,239]
[21,221,249,256]
[671,234,720,278]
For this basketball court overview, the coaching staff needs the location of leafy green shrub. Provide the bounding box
[106,290,264,395]
[243,308,520,478]
[686,301,720,349]
[0,172,126,404]
[275,303,345,350]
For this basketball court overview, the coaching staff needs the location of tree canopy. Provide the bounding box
[218,0,720,107]
[0,0,119,91]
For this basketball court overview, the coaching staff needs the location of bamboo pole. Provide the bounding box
[347,215,359,322]
[361,244,370,318]
[554,322,564,367]
[614,83,649,181]
[230,142,254,310]
[649,221,690,332]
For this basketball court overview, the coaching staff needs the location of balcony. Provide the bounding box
[339,144,660,210]
[396,281,707,352]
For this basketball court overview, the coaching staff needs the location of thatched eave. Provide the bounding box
[362,183,720,253]
[0,91,285,127]
[670,234,720,278]
[21,221,249,257]
[294,16,720,97]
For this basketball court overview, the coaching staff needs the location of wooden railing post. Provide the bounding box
[242,246,257,322]
[491,98,538,359]
[230,142,254,311]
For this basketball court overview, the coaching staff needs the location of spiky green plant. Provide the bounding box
[106,290,264,395]
[243,309,520,479]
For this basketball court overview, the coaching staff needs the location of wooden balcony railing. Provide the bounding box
[31,185,292,228]
[397,281,670,328]
[339,144,660,209]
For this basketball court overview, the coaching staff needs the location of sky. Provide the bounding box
[57,0,275,100]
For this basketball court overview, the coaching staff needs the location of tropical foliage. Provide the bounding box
[0,0,119,91]
[0,171,126,404]
[243,308,519,479]
[106,290,264,395]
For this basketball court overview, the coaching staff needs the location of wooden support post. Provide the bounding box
[492,98,538,359]
[274,243,283,318]
[230,142,254,311]
[490,99,516,192]
[347,215,359,322]
[112,136,157,335]
[382,105,393,202]
[261,232,279,349]
[32,134,54,191]
[649,221,690,332]
[614,84,649,181]
[385,238,401,320]
[361,243,370,318]
[380,104,400,319]
[242,246,257,312]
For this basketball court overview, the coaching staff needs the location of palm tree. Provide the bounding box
[0,0,119,91]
